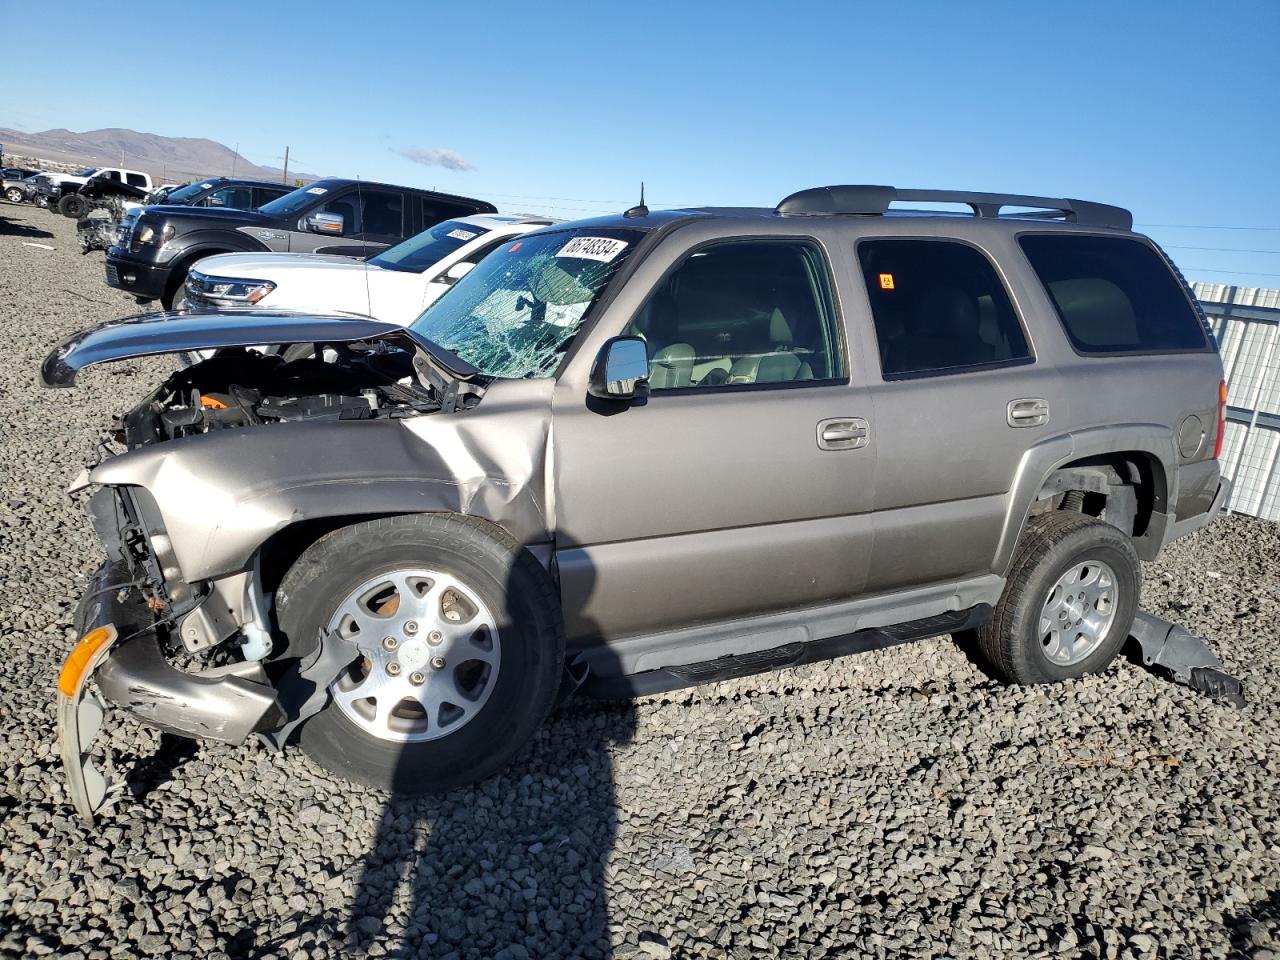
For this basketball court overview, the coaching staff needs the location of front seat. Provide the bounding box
[883,286,994,374]
[727,308,814,384]
[642,291,695,389]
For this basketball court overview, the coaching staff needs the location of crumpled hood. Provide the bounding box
[196,251,367,276]
[42,310,411,387]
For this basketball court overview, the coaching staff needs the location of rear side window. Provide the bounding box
[857,238,1031,379]
[422,198,478,229]
[125,172,147,187]
[1018,235,1209,355]
[254,186,291,207]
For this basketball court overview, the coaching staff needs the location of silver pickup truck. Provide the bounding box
[43,185,1228,818]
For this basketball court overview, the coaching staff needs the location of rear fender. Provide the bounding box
[993,424,1176,574]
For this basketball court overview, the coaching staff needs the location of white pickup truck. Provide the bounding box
[182,214,557,325]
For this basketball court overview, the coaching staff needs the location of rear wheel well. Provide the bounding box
[1036,452,1167,539]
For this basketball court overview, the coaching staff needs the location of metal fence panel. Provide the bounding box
[1193,281,1280,522]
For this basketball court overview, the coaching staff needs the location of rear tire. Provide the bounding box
[277,514,565,794]
[977,511,1140,684]
[4,187,21,203]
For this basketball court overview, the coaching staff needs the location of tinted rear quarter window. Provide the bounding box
[1018,235,1209,355]
[857,238,1032,379]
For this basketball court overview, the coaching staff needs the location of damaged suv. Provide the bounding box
[45,185,1229,820]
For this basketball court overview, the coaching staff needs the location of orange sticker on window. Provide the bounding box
[509,241,523,252]
[879,273,895,290]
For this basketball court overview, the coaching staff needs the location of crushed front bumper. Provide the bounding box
[60,561,281,821]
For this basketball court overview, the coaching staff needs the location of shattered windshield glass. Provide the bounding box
[409,228,642,379]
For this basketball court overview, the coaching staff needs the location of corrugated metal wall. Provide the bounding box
[1192,281,1280,522]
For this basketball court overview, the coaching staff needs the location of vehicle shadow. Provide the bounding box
[0,211,54,240]
[337,544,636,959]
[228,536,636,959]
[1223,888,1280,957]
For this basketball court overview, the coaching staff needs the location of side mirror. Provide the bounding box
[589,336,650,402]
[305,211,345,235]
[440,261,475,285]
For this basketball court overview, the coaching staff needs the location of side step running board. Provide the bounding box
[582,605,992,699]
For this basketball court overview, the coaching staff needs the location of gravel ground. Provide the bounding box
[2,201,1279,960]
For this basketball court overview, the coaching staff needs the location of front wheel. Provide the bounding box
[4,187,22,203]
[34,194,49,209]
[58,194,88,219]
[277,514,565,794]
[977,511,1140,684]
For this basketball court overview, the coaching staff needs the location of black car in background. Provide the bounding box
[109,177,296,245]
[147,177,295,212]
[105,178,498,308]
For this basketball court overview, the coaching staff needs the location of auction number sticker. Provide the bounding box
[555,236,629,262]
[306,186,328,195]
[447,229,479,241]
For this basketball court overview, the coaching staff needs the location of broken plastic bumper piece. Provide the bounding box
[1130,609,1245,707]
[59,561,282,821]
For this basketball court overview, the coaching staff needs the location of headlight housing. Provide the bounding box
[131,220,176,250]
[186,270,276,306]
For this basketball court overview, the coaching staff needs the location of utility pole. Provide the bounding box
[281,146,289,184]
[231,142,238,178]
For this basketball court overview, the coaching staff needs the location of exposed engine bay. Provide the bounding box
[117,343,441,449]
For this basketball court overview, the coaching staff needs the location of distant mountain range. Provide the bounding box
[0,127,319,185]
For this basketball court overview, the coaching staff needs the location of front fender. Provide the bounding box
[89,391,552,582]
[992,423,1177,575]
[161,230,266,266]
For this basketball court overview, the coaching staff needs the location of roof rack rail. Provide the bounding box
[775,185,1132,230]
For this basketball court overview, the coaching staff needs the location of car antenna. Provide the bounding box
[624,182,648,218]
[356,176,372,319]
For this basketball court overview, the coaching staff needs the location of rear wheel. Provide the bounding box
[277,514,564,793]
[977,511,1140,684]
[4,187,21,203]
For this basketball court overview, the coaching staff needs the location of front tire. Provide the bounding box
[58,194,88,219]
[977,511,1140,684]
[4,187,21,203]
[277,514,565,794]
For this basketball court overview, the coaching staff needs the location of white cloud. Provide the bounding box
[394,146,474,172]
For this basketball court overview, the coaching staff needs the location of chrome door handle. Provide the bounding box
[1007,398,1050,428]
[817,417,869,450]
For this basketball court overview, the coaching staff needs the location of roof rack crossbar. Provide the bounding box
[775,185,1132,230]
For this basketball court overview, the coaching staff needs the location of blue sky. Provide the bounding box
[5,0,1279,287]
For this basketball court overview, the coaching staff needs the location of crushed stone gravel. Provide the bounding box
[1,202,1279,959]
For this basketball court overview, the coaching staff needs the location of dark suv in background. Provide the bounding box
[104,177,498,308]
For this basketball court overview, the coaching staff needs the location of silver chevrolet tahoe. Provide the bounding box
[43,185,1229,820]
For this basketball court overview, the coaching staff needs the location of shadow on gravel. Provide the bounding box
[0,212,54,240]
[245,545,637,959]
[344,697,636,959]
[1224,889,1280,958]
[124,732,199,801]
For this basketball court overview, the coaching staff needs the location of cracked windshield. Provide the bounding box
[410,228,642,378]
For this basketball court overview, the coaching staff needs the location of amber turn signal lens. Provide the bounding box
[57,626,117,697]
